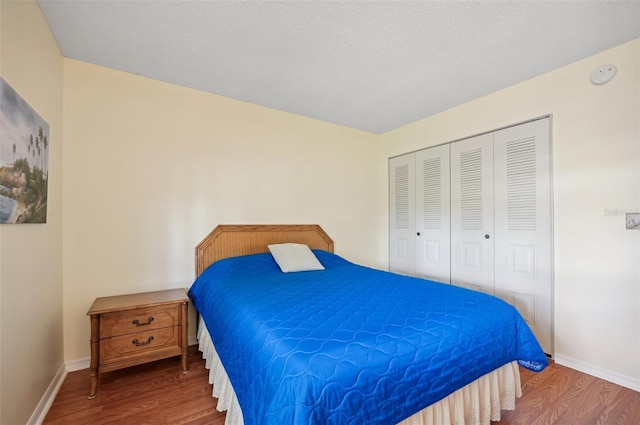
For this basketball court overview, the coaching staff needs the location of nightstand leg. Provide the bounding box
[89,314,100,398]
[88,370,98,399]
[181,301,189,373]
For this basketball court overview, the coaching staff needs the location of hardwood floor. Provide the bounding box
[44,345,226,425]
[44,346,640,424]
[496,361,640,425]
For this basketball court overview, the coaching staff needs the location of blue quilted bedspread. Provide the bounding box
[188,250,547,424]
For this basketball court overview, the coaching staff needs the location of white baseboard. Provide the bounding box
[554,353,640,392]
[26,363,67,425]
[66,356,90,372]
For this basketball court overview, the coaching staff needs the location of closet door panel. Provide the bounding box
[450,133,495,294]
[493,118,552,354]
[389,118,553,356]
[415,145,450,283]
[389,154,416,275]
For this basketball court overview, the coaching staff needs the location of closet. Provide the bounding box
[389,117,553,355]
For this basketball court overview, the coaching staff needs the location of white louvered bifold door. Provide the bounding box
[493,118,552,354]
[389,118,553,355]
[415,145,451,283]
[389,154,416,276]
[450,133,495,294]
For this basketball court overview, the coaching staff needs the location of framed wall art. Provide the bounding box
[0,77,49,223]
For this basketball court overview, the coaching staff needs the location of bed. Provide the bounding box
[188,224,548,425]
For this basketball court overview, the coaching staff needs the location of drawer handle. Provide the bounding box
[132,336,154,347]
[132,317,154,327]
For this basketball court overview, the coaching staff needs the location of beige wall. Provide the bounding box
[62,60,383,361]
[0,1,64,424]
[379,39,640,388]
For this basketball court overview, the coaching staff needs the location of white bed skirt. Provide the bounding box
[197,318,522,425]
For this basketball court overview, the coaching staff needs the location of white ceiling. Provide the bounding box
[38,1,640,134]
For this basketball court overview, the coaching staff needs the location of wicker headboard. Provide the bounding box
[195,224,334,277]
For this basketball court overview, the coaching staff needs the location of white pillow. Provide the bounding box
[268,243,325,273]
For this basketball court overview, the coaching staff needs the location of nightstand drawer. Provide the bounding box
[100,304,179,338]
[101,326,179,363]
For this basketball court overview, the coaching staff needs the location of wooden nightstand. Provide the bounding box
[87,288,189,398]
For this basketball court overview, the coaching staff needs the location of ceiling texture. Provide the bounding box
[38,1,640,134]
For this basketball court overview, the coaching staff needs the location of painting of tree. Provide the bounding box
[0,77,49,223]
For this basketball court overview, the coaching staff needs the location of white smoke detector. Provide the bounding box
[590,64,617,85]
